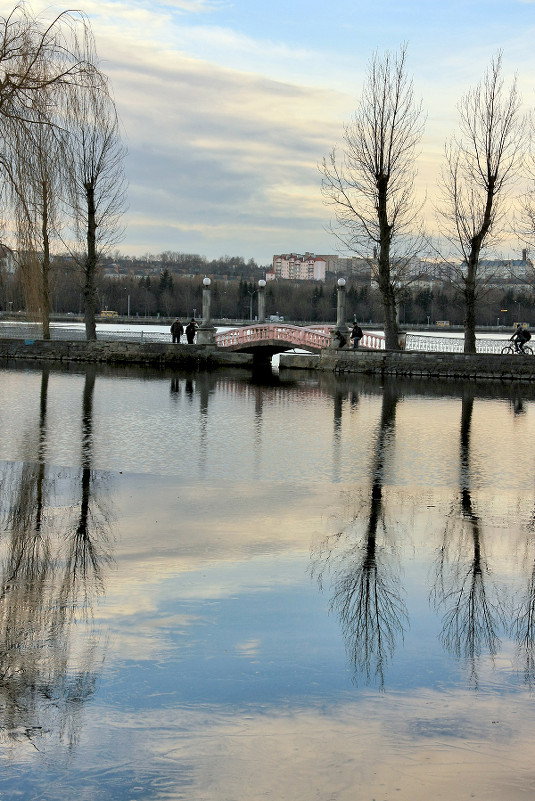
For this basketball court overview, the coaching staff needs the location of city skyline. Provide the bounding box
[4,0,535,263]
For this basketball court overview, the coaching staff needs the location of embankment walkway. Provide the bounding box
[1,338,535,381]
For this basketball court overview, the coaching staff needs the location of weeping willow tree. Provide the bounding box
[3,86,65,338]
[0,4,105,335]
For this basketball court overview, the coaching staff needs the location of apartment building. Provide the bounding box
[272,253,326,282]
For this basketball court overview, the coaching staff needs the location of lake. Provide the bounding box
[0,360,534,800]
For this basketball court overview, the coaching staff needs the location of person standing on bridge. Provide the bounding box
[170,318,184,343]
[185,319,197,344]
[350,322,363,349]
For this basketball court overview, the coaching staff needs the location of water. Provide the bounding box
[0,361,535,799]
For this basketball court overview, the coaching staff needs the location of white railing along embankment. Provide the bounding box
[405,333,509,354]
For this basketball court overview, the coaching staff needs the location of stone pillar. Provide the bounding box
[197,276,216,345]
[331,277,347,348]
[258,279,266,323]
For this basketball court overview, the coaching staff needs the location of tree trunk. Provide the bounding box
[463,270,477,354]
[83,182,97,341]
[40,187,51,340]
[377,176,400,350]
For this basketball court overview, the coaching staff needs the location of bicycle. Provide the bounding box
[501,343,534,355]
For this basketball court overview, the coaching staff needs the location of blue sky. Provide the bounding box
[12,1,535,263]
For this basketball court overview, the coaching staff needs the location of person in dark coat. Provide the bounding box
[511,323,531,352]
[170,318,184,343]
[350,322,363,349]
[185,319,197,344]
[334,329,347,348]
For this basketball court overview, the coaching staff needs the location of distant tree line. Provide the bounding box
[3,256,534,328]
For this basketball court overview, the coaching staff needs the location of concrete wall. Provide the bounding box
[280,349,535,381]
[0,339,253,369]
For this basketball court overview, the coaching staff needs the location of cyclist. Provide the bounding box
[510,323,532,353]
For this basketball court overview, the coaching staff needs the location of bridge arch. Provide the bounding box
[214,324,331,355]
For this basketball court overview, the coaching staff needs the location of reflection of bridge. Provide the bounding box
[214,324,385,356]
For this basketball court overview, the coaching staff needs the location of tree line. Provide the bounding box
[4,257,533,328]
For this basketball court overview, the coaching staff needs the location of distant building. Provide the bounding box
[318,254,372,280]
[272,253,326,282]
[477,250,533,281]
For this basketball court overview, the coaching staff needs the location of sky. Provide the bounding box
[10,0,535,264]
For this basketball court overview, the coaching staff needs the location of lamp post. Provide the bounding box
[258,279,266,323]
[202,276,212,325]
[331,277,347,348]
[196,277,216,345]
[247,289,256,321]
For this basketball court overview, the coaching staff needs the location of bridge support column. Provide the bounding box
[331,277,348,348]
[198,276,216,345]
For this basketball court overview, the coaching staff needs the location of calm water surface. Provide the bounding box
[0,361,535,800]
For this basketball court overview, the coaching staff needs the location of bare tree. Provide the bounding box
[320,45,425,350]
[62,83,127,340]
[436,54,526,353]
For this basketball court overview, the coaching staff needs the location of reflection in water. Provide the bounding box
[62,367,112,611]
[312,385,408,687]
[4,363,535,797]
[432,391,504,686]
[0,367,113,751]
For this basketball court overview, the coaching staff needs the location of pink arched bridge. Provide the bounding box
[214,323,385,355]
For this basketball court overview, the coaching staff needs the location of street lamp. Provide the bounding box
[257,279,266,323]
[247,289,256,321]
[331,277,347,348]
[197,277,216,345]
[202,277,211,324]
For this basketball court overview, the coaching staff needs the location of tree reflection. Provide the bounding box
[0,366,113,750]
[432,390,504,686]
[312,385,407,687]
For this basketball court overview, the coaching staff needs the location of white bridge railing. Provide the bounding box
[361,331,385,350]
[214,324,332,350]
[214,324,388,351]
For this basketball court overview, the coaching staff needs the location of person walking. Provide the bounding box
[350,322,363,349]
[170,318,184,343]
[185,319,197,344]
